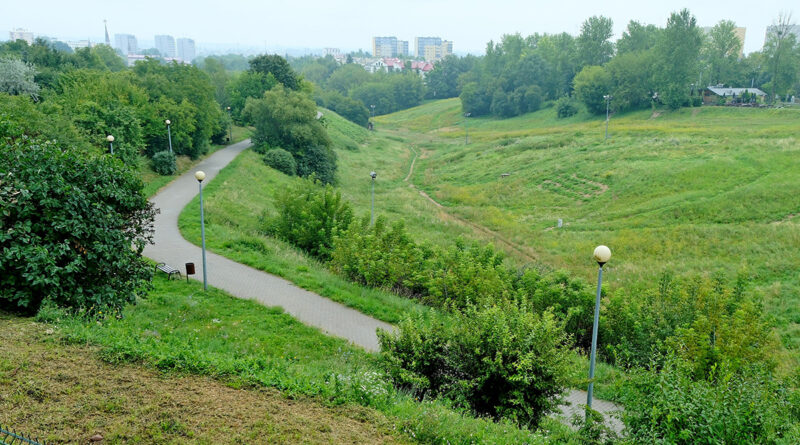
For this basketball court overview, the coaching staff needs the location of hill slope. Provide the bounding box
[346,100,800,353]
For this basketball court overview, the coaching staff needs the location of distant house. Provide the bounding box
[702,86,767,104]
[382,57,404,72]
[410,60,434,77]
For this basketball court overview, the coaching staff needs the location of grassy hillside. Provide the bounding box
[358,100,800,354]
[0,309,403,444]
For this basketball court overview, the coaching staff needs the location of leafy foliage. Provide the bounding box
[267,177,353,260]
[262,148,296,176]
[0,57,40,99]
[555,96,580,118]
[150,150,176,176]
[249,54,300,90]
[620,354,800,444]
[0,138,155,314]
[378,304,572,428]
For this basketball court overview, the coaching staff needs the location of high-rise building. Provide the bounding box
[372,36,397,57]
[398,40,409,56]
[415,37,442,59]
[114,34,138,55]
[177,38,196,62]
[417,37,453,61]
[9,28,34,44]
[155,35,176,58]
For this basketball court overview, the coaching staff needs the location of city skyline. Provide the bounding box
[2,0,797,56]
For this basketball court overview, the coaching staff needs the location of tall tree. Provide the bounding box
[616,21,660,55]
[577,16,614,67]
[0,58,40,99]
[763,13,798,103]
[702,20,743,86]
[249,54,299,90]
[653,9,703,109]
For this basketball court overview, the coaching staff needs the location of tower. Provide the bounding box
[104,19,110,46]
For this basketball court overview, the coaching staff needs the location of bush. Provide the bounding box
[151,150,176,176]
[378,304,572,428]
[263,148,296,176]
[425,241,514,309]
[601,273,779,371]
[267,176,353,260]
[0,138,156,314]
[620,355,800,444]
[297,145,337,185]
[330,216,429,296]
[556,96,579,118]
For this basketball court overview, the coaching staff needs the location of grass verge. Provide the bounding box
[31,274,582,444]
[0,311,403,444]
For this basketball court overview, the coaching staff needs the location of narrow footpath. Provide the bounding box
[143,139,621,431]
[143,139,394,351]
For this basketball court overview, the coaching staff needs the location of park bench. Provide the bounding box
[155,262,182,280]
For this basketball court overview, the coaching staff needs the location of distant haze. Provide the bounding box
[1,0,796,55]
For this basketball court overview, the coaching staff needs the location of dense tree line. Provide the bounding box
[429,9,800,117]
[0,39,226,170]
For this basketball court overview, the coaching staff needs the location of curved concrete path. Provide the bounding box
[143,139,394,351]
[143,139,621,431]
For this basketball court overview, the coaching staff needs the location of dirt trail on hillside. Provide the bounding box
[404,146,539,263]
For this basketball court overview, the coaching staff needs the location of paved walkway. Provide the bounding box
[143,139,394,351]
[143,139,622,431]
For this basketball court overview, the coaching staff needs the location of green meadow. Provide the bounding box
[342,100,800,355]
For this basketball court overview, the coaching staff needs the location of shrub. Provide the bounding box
[263,148,296,176]
[330,216,429,295]
[378,304,572,428]
[516,268,596,352]
[0,138,156,314]
[601,273,779,371]
[267,176,352,260]
[297,145,337,185]
[424,241,514,309]
[151,150,176,176]
[556,96,579,118]
[620,354,800,444]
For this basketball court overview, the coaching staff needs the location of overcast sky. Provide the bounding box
[2,0,796,55]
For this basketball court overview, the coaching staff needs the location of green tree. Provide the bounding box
[249,54,299,90]
[606,51,656,111]
[0,137,156,314]
[653,9,703,109]
[616,21,660,55]
[225,71,278,123]
[763,13,799,103]
[577,16,615,68]
[244,85,330,153]
[702,20,743,86]
[573,65,613,114]
[326,64,370,94]
[0,58,40,99]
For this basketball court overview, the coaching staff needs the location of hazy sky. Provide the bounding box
[2,0,796,55]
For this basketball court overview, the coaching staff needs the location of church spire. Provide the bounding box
[104,19,110,46]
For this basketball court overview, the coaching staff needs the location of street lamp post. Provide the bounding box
[587,245,611,412]
[195,171,208,291]
[464,112,471,144]
[106,135,114,155]
[226,106,232,142]
[165,119,173,154]
[604,95,611,139]
[370,171,377,225]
